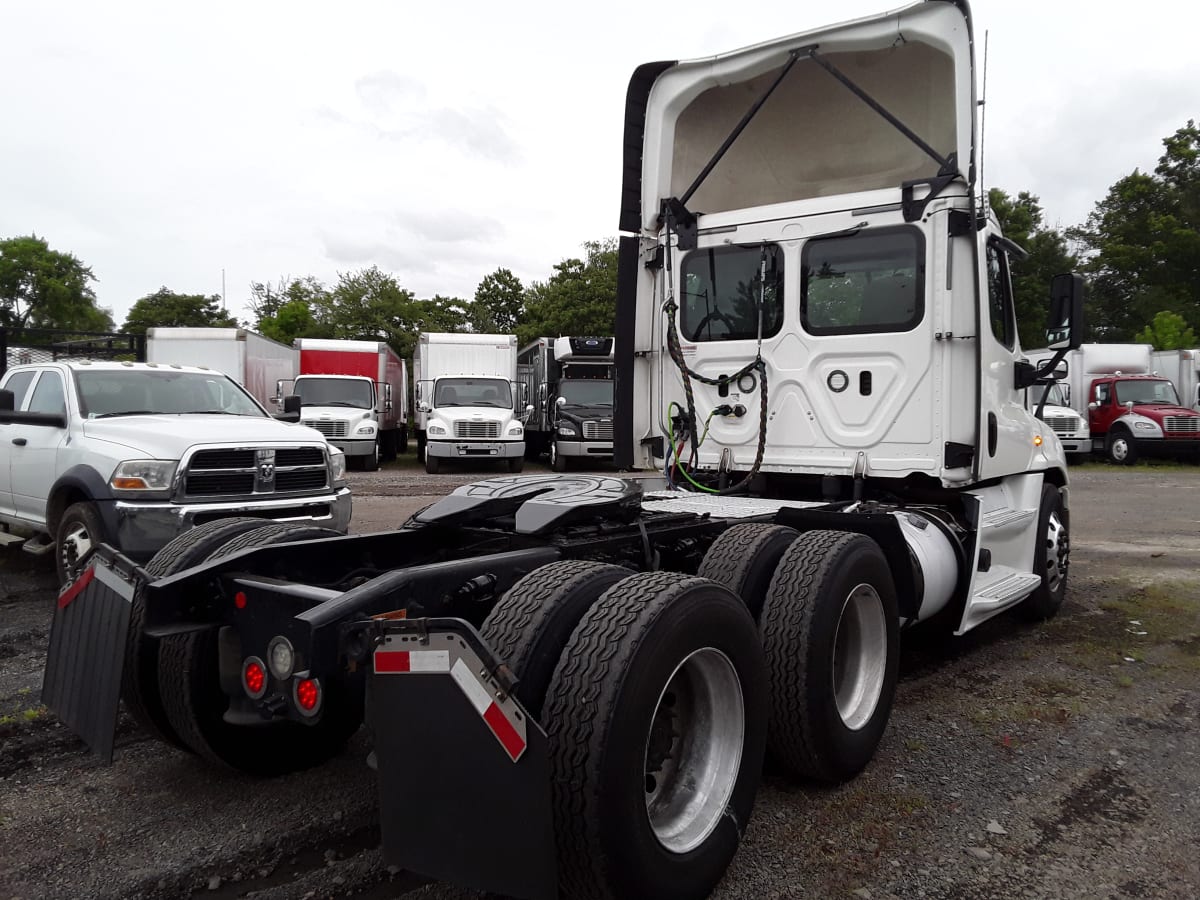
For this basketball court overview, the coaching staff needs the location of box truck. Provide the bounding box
[1150,348,1200,412]
[146,327,297,410]
[1024,347,1089,461]
[286,338,408,471]
[518,336,614,469]
[414,333,525,474]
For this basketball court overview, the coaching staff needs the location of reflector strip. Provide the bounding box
[482,702,527,761]
[57,566,96,609]
[375,650,450,673]
[450,658,492,714]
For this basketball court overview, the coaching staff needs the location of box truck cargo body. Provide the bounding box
[290,339,408,471]
[1150,348,1200,411]
[414,333,525,473]
[146,327,297,410]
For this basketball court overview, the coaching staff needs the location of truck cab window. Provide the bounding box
[680,244,783,342]
[986,241,1016,350]
[1094,383,1110,404]
[28,371,66,416]
[1,370,36,409]
[801,227,924,334]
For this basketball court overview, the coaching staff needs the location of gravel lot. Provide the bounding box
[2,461,1199,900]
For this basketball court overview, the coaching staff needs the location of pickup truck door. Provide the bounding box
[0,369,39,518]
[10,369,69,524]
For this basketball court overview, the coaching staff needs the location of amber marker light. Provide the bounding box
[1033,435,1044,447]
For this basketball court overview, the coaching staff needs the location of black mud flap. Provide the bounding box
[40,553,139,763]
[365,620,557,900]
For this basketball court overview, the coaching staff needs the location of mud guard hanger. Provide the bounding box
[660,42,963,246]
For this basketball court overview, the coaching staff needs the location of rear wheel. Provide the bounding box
[56,501,104,588]
[480,561,631,718]
[544,572,767,900]
[697,523,799,620]
[759,530,899,783]
[158,523,362,775]
[1106,428,1137,465]
[1018,483,1069,621]
[123,517,274,748]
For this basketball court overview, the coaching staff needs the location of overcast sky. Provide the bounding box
[2,1,1196,327]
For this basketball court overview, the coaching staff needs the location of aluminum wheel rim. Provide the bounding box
[1111,437,1129,462]
[643,647,744,854]
[60,521,94,581]
[832,584,887,731]
[1044,507,1069,592]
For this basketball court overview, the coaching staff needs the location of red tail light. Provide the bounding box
[294,677,322,717]
[243,657,267,699]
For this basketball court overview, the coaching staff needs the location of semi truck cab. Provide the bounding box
[290,373,388,469]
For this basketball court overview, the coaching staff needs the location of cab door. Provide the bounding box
[0,369,39,518]
[1088,380,1117,436]
[10,369,69,524]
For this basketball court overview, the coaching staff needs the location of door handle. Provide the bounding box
[12,437,27,446]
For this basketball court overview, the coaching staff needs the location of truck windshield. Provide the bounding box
[1042,383,1069,407]
[294,377,374,409]
[1115,379,1181,406]
[558,380,613,406]
[76,370,265,418]
[435,378,512,408]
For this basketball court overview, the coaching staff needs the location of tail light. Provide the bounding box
[243,657,268,699]
[294,677,322,717]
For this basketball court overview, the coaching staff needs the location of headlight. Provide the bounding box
[110,459,177,492]
[330,447,347,483]
[429,424,447,435]
[1133,421,1157,431]
[557,423,577,437]
[508,423,523,436]
[355,422,377,435]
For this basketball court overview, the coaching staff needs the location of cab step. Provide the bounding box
[0,531,26,548]
[21,534,55,556]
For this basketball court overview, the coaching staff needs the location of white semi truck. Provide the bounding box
[413,332,526,474]
[44,3,1084,899]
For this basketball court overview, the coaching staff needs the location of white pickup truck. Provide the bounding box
[0,360,352,585]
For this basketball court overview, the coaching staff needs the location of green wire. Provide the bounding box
[667,400,720,494]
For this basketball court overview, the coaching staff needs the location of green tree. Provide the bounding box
[519,239,618,345]
[0,235,114,331]
[988,189,1078,349]
[249,277,332,344]
[1135,309,1196,350]
[121,287,238,335]
[470,268,525,333]
[1071,121,1200,340]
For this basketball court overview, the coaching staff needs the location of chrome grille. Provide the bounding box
[302,419,348,438]
[1043,415,1082,435]
[582,420,614,440]
[1164,416,1200,434]
[183,446,329,498]
[454,421,500,439]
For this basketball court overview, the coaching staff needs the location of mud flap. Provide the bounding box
[40,556,137,763]
[366,623,557,900]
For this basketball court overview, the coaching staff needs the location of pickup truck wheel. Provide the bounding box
[158,523,362,775]
[550,442,568,472]
[543,572,767,900]
[56,502,104,588]
[507,455,524,473]
[362,439,381,472]
[697,523,799,620]
[1018,484,1070,622]
[425,454,441,474]
[123,517,274,748]
[1106,428,1137,465]
[759,530,899,783]
[480,560,631,718]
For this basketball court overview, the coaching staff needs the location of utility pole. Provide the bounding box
[221,268,227,310]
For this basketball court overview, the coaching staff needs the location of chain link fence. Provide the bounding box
[0,327,146,377]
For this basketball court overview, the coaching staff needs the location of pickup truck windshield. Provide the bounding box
[294,377,374,409]
[75,370,265,418]
[1115,379,1181,406]
[435,378,512,408]
[559,380,613,406]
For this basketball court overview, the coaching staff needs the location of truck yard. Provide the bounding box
[2,462,1198,900]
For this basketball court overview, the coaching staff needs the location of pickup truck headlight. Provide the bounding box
[330,447,347,484]
[557,423,577,437]
[429,424,447,435]
[1133,421,1157,431]
[110,459,178,492]
[507,423,523,436]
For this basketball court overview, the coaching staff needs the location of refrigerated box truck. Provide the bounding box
[146,327,297,410]
[288,339,408,471]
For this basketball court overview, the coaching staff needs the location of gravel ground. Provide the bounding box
[1,460,1198,899]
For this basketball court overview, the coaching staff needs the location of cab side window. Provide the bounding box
[1094,383,1110,405]
[28,371,66,416]
[1,370,37,409]
[986,241,1016,350]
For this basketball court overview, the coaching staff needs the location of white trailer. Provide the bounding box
[413,333,525,474]
[146,327,297,410]
[1151,348,1200,411]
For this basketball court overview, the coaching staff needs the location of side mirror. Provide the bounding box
[1125,400,1135,412]
[418,401,431,413]
[0,389,13,412]
[1088,401,1099,410]
[555,396,567,407]
[525,404,534,414]
[283,395,301,414]
[1046,273,1085,350]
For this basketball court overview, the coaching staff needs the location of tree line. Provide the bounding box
[4,121,1199,356]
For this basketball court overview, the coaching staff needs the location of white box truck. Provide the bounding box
[146,327,297,410]
[1151,348,1200,411]
[414,333,526,474]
